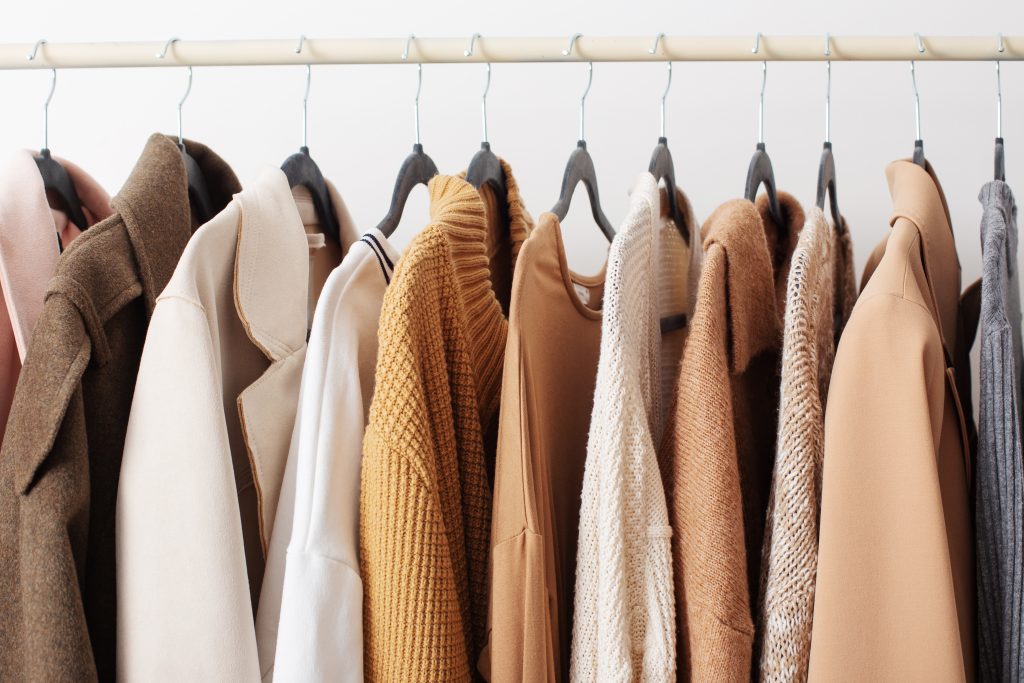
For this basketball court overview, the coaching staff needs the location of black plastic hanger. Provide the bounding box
[816,143,842,229]
[26,57,88,252]
[377,144,439,238]
[464,59,509,227]
[552,140,615,241]
[280,57,340,244]
[550,46,615,241]
[377,40,439,238]
[744,142,785,228]
[744,47,785,230]
[35,150,88,236]
[816,45,844,232]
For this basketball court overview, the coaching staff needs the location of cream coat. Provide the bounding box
[116,169,317,681]
[809,160,977,681]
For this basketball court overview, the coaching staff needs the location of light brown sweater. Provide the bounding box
[360,167,531,682]
[658,192,804,681]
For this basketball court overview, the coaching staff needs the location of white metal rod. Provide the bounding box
[0,36,1021,69]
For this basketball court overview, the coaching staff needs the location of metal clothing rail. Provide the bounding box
[0,35,1021,69]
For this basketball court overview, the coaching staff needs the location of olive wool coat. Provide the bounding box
[0,133,239,682]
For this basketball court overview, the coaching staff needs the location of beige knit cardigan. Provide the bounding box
[756,207,857,682]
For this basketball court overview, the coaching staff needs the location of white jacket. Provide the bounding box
[116,169,326,681]
[255,229,397,681]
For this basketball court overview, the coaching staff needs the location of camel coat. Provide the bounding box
[0,134,239,682]
[809,159,978,682]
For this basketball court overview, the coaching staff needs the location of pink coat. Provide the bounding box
[0,150,112,439]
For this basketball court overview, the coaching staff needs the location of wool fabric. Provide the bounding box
[756,207,856,682]
[571,173,699,682]
[360,163,531,682]
[975,179,1024,683]
[658,191,804,682]
[0,134,239,682]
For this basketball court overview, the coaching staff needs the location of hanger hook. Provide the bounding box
[402,35,422,146]
[27,41,54,151]
[649,34,671,139]
[752,32,762,55]
[563,32,582,57]
[482,63,492,144]
[997,34,1004,140]
[294,35,311,149]
[758,60,767,145]
[825,33,832,144]
[156,36,180,60]
[26,38,47,61]
[910,34,924,143]
[464,33,480,58]
[579,62,594,143]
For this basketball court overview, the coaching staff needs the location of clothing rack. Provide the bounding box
[0,35,1021,69]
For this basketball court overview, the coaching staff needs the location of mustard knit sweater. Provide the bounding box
[360,169,531,682]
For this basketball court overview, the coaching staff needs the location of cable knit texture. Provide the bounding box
[658,192,803,682]
[976,180,1024,683]
[571,173,698,682]
[756,208,856,682]
[360,166,531,682]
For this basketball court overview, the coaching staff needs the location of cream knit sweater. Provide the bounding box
[757,207,855,681]
[571,173,694,682]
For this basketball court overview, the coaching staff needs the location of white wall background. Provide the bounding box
[2,0,1022,310]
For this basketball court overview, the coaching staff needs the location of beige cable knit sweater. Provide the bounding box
[756,208,856,682]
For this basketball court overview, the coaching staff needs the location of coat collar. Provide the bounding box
[232,168,316,554]
[234,168,310,360]
[112,134,240,315]
[701,191,804,373]
[885,159,961,356]
[0,150,111,358]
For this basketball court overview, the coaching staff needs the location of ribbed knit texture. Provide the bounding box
[976,179,1024,683]
[571,174,688,682]
[756,208,856,682]
[360,169,531,682]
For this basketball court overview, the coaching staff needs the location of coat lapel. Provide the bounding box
[233,169,310,553]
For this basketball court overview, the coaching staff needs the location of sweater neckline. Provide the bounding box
[427,167,531,422]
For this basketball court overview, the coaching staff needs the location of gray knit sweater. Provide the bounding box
[976,180,1024,683]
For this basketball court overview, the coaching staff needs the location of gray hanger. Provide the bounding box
[376,35,439,239]
[646,33,690,245]
[550,33,615,241]
[995,33,1006,182]
[743,33,785,229]
[816,33,843,232]
[464,34,509,227]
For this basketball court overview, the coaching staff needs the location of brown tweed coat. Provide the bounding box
[0,134,239,682]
